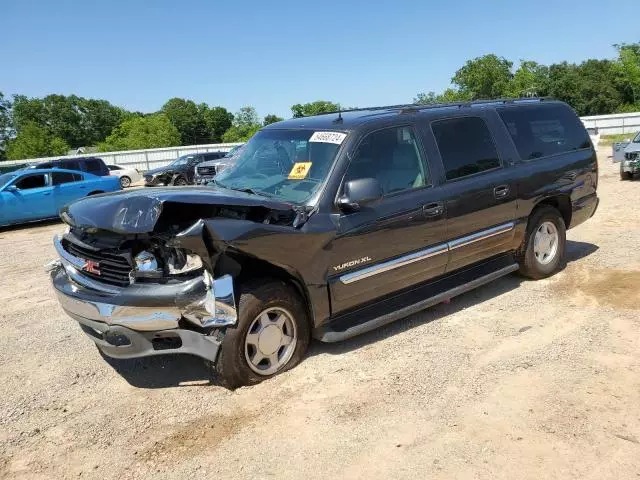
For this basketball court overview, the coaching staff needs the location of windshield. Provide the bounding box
[0,174,17,189]
[170,155,194,167]
[633,132,640,143]
[215,129,345,204]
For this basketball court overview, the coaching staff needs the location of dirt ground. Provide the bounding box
[1,149,639,480]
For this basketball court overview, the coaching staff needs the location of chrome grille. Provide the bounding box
[197,166,216,176]
[62,238,133,287]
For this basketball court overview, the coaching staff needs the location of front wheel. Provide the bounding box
[620,170,632,180]
[173,176,187,186]
[517,206,567,280]
[212,280,310,389]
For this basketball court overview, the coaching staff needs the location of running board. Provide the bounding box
[315,259,519,343]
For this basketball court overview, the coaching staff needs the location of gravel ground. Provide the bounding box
[1,149,639,480]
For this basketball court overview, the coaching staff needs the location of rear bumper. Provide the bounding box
[569,193,599,230]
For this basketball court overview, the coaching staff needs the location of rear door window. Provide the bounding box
[432,117,501,181]
[497,104,591,161]
[62,160,81,171]
[52,172,78,185]
[84,159,103,174]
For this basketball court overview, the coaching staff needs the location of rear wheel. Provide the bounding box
[212,280,310,389]
[119,176,131,188]
[517,206,566,279]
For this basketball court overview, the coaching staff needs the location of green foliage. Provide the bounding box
[452,54,514,99]
[506,61,549,97]
[599,133,635,145]
[12,94,124,149]
[222,106,262,142]
[161,98,209,145]
[202,106,233,142]
[0,92,13,160]
[263,114,283,126]
[414,88,471,104]
[6,122,69,160]
[97,114,180,152]
[291,100,340,118]
[614,43,640,105]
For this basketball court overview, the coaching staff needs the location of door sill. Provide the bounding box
[315,255,518,342]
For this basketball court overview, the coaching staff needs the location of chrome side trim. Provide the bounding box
[338,221,516,285]
[448,222,515,251]
[340,244,448,285]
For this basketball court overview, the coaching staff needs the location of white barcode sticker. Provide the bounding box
[309,131,347,144]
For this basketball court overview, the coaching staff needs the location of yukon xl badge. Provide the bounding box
[333,256,372,272]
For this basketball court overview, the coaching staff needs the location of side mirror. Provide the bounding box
[4,185,18,193]
[337,178,383,212]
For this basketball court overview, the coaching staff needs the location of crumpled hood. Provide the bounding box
[60,186,297,234]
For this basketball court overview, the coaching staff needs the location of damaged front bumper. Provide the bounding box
[621,159,639,174]
[48,237,237,362]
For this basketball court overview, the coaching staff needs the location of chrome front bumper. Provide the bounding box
[48,236,237,362]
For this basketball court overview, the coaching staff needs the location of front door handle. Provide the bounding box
[493,185,510,199]
[422,202,444,218]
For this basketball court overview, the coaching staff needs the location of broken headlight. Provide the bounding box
[167,250,203,275]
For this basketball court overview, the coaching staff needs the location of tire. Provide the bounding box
[173,176,187,186]
[119,176,132,188]
[516,206,566,280]
[212,280,310,389]
[620,170,632,180]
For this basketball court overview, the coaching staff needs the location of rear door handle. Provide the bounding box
[493,185,510,199]
[422,202,444,217]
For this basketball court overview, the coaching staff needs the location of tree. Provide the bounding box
[414,88,472,104]
[263,114,283,126]
[0,92,13,160]
[222,106,262,142]
[452,54,514,99]
[161,98,208,145]
[506,60,549,98]
[98,114,180,151]
[6,122,69,160]
[12,94,127,148]
[291,100,340,118]
[201,105,233,142]
[614,43,640,106]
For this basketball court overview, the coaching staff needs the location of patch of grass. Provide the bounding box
[600,134,635,146]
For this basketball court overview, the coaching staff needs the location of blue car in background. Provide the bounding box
[0,168,121,227]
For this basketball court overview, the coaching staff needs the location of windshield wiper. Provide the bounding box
[212,180,272,197]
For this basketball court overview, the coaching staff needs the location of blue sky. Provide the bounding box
[2,0,639,119]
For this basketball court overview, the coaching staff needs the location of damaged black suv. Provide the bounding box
[48,99,599,388]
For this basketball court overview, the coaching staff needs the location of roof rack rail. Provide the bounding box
[305,97,552,118]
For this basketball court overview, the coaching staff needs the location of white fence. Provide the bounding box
[1,143,243,172]
[580,111,640,135]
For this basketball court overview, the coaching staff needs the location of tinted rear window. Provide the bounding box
[432,116,501,181]
[62,160,81,171]
[85,159,103,173]
[497,104,591,161]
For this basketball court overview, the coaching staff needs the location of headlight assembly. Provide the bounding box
[167,250,203,275]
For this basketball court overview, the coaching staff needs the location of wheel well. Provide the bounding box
[227,254,314,329]
[535,195,571,228]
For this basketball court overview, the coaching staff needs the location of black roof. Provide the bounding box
[264,98,564,131]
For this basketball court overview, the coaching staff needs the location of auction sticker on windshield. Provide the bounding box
[288,162,312,180]
[309,131,347,144]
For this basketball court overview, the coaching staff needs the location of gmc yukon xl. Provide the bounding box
[48,99,599,388]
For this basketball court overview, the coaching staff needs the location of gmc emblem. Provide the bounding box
[82,260,101,275]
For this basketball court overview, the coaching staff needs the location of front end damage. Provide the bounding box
[47,187,306,364]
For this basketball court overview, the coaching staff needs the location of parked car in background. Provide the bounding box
[107,164,142,188]
[48,98,598,388]
[194,145,244,185]
[586,127,600,149]
[621,131,640,180]
[0,168,120,227]
[143,152,225,186]
[26,157,110,176]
